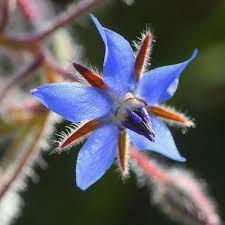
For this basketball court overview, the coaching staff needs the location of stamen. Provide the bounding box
[54,120,101,153]
[127,109,142,123]
[149,105,194,127]
[118,130,129,176]
[139,107,150,121]
[73,62,105,89]
[135,32,153,80]
[123,107,155,142]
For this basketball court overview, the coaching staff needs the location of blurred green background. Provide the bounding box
[15,0,225,224]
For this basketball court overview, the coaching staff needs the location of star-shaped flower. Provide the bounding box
[31,15,197,190]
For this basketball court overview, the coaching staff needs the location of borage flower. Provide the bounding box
[31,15,197,190]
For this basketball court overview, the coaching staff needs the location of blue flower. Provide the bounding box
[31,15,197,190]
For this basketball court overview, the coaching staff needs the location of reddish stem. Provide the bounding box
[17,0,41,25]
[0,115,49,199]
[32,0,103,42]
[0,0,10,32]
[130,147,169,183]
[10,0,104,44]
[0,53,44,101]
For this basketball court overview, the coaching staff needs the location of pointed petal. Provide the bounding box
[76,122,119,190]
[137,49,197,105]
[31,82,113,122]
[127,115,185,161]
[91,14,135,96]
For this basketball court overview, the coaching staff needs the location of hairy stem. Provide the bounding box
[0,114,49,199]
[0,0,10,32]
[130,147,169,183]
[5,0,104,44]
[0,53,44,101]
[31,0,104,42]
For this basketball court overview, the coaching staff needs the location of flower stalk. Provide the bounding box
[0,53,44,101]
[0,0,10,32]
[130,146,169,183]
[4,0,104,45]
[130,147,220,225]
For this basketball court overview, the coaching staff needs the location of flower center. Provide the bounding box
[114,93,155,142]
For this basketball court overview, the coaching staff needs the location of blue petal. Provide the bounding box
[76,122,119,190]
[127,115,186,161]
[31,82,113,122]
[137,49,198,106]
[91,14,135,96]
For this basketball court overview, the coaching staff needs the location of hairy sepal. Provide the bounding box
[149,105,195,128]
[52,120,101,154]
[117,130,129,177]
[134,28,154,80]
[72,62,105,89]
